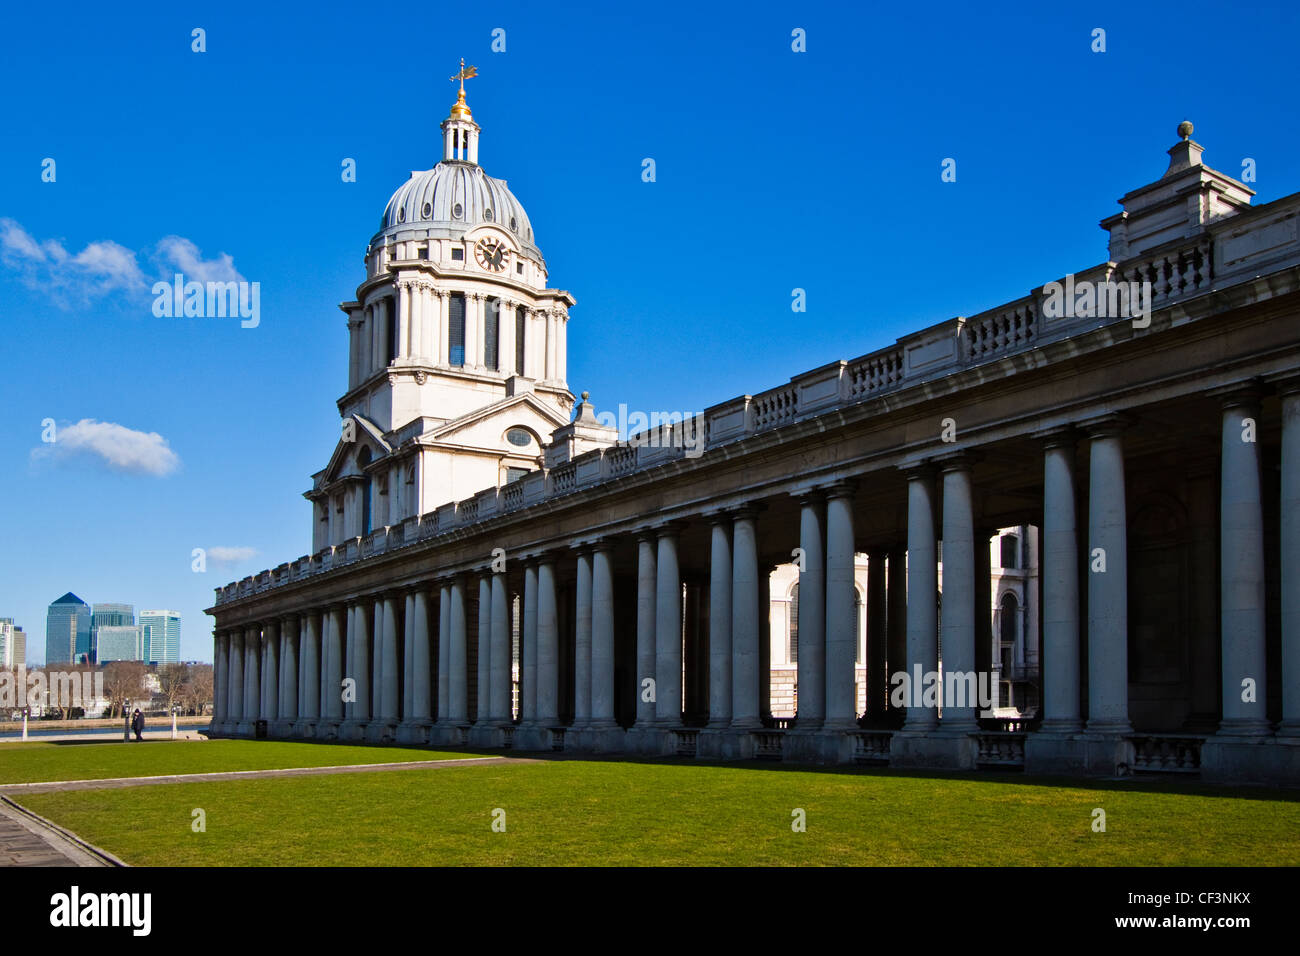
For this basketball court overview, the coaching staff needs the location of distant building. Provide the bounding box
[0,618,26,668]
[139,610,181,664]
[96,625,144,663]
[91,603,134,664]
[45,593,91,665]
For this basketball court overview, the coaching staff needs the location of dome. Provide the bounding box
[373,162,541,260]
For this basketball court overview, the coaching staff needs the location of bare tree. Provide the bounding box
[157,663,188,714]
[183,664,214,715]
[102,661,148,718]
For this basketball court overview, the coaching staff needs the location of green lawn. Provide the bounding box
[15,755,1300,866]
[0,740,475,785]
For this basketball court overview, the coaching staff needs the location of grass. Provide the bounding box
[0,740,475,785]
[13,751,1300,866]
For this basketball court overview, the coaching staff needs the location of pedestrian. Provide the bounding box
[131,708,145,742]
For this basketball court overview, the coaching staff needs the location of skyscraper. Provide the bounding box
[45,593,91,665]
[139,610,181,664]
[91,603,135,664]
[95,625,143,663]
[0,618,26,668]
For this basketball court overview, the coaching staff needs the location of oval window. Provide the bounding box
[397,206,406,223]
[484,207,493,222]
[453,202,463,218]
[506,428,532,447]
[421,201,432,218]
[510,217,518,231]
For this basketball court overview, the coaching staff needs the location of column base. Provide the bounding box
[338,719,368,742]
[292,718,318,739]
[511,725,556,752]
[395,720,432,746]
[624,726,675,756]
[364,719,398,744]
[1214,717,1273,737]
[783,729,854,765]
[697,728,757,760]
[466,723,513,749]
[1025,732,1133,776]
[889,729,978,769]
[315,719,341,741]
[269,719,296,739]
[234,721,257,738]
[1202,736,1300,786]
[563,726,627,754]
[430,722,469,747]
[1277,721,1300,739]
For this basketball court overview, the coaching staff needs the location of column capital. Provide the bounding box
[1207,379,1263,409]
[1031,424,1078,448]
[278,612,301,627]
[933,450,981,473]
[820,478,858,499]
[1077,412,1134,438]
[1264,370,1300,396]
[897,461,936,481]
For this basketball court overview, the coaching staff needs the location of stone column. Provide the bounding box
[402,593,415,721]
[886,547,907,716]
[490,572,511,726]
[655,526,683,728]
[1040,431,1082,733]
[796,493,826,729]
[634,535,657,728]
[242,626,261,734]
[398,282,411,358]
[904,469,938,731]
[1085,418,1131,735]
[228,630,244,728]
[938,458,979,732]
[500,299,517,376]
[436,583,451,723]
[213,632,228,729]
[1217,389,1270,736]
[299,612,320,732]
[378,593,400,731]
[371,599,383,716]
[521,563,538,725]
[449,577,468,723]
[280,616,299,730]
[825,482,858,730]
[591,543,617,729]
[477,575,492,723]
[708,516,733,727]
[1283,388,1300,736]
[866,551,888,720]
[348,602,371,737]
[536,557,559,725]
[263,621,280,726]
[325,606,345,725]
[731,509,761,728]
[408,590,432,730]
[573,549,593,730]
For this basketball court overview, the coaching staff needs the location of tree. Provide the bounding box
[157,663,188,715]
[102,661,148,718]
[183,664,214,716]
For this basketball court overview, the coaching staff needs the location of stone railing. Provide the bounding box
[975,732,1027,767]
[673,728,699,757]
[215,195,1300,606]
[1129,734,1203,773]
[752,730,784,760]
[852,731,893,764]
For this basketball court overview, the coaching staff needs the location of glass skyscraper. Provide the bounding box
[95,625,143,662]
[45,593,91,665]
[139,610,180,664]
[91,603,134,664]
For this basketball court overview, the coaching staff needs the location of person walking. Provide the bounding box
[131,708,145,742]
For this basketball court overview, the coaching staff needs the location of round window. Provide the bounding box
[510,217,518,231]
[397,206,406,223]
[506,428,532,447]
[421,201,432,218]
[453,202,463,218]
[484,207,493,221]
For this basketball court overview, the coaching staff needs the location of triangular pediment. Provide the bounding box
[319,414,392,485]
[428,392,568,445]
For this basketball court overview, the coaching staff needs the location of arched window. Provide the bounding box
[515,306,526,374]
[1001,534,1019,569]
[484,299,499,370]
[449,293,466,366]
[788,583,799,664]
[999,592,1018,646]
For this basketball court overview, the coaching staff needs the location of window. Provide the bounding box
[855,587,864,664]
[1000,593,1019,647]
[515,307,526,374]
[387,301,398,364]
[506,428,532,447]
[449,293,466,366]
[1001,534,1019,569]
[453,203,463,219]
[516,262,523,274]
[505,467,528,483]
[484,299,499,370]
[451,248,464,261]
[788,583,799,664]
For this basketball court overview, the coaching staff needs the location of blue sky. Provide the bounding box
[2,0,1296,663]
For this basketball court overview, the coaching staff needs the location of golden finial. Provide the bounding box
[449,58,478,118]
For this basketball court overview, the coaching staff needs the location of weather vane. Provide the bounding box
[450,58,478,93]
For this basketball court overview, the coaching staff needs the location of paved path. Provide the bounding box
[0,798,120,867]
[0,755,541,796]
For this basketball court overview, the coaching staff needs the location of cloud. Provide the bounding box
[154,236,244,284]
[31,419,180,476]
[0,218,146,301]
[0,218,243,307]
[206,546,259,566]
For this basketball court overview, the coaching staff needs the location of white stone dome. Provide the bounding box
[374,161,541,259]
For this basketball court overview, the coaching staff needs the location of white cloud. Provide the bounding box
[154,236,244,284]
[0,218,245,307]
[31,419,180,476]
[206,546,259,565]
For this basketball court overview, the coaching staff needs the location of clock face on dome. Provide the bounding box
[475,238,508,272]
